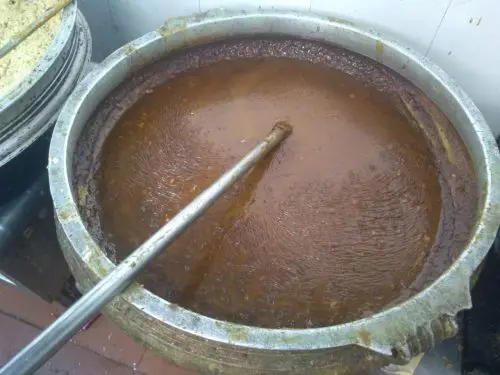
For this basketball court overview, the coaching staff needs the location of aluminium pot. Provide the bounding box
[0,2,92,202]
[48,9,500,374]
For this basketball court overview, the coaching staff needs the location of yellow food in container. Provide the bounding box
[0,0,62,96]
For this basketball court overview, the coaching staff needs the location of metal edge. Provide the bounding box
[48,8,500,358]
[0,10,92,167]
[0,1,78,110]
[0,272,16,286]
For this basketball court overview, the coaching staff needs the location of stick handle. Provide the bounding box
[0,122,292,375]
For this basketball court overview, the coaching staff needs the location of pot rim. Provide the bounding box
[0,1,77,107]
[48,9,500,358]
[0,10,92,167]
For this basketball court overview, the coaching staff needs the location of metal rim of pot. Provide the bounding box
[0,2,77,109]
[0,9,91,209]
[0,2,88,166]
[48,9,500,362]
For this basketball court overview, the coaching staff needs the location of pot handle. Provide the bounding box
[390,314,458,361]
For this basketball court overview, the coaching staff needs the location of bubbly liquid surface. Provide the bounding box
[98,58,443,328]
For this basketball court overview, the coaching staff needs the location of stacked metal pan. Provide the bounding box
[0,1,91,203]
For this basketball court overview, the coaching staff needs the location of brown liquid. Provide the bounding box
[96,58,444,328]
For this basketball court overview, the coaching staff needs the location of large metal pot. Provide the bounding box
[0,2,91,202]
[48,9,500,374]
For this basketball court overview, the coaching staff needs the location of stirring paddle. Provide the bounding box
[0,121,292,375]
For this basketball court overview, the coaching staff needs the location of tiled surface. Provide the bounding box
[105,0,201,42]
[71,314,146,369]
[200,0,311,12]
[0,280,64,328]
[137,351,196,375]
[426,0,500,136]
[310,0,451,53]
[0,314,140,375]
[0,282,196,375]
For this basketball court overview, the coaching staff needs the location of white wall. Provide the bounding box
[80,0,500,136]
[426,0,500,137]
